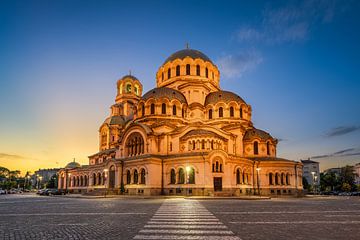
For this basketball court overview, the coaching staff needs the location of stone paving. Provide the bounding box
[0,194,359,239]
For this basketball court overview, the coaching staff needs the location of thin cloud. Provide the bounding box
[216,50,263,79]
[311,147,360,159]
[325,126,360,137]
[0,153,24,160]
[236,0,345,45]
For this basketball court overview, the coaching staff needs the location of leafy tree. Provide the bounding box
[302,177,309,190]
[46,174,58,188]
[320,172,339,191]
[340,165,356,191]
[0,167,10,179]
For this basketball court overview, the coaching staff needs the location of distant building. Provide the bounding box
[31,168,60,188]
[355,163,360,185]
[323,167,341,177]
[301,159,320,186]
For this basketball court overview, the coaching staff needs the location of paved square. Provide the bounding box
[0,194,359,239]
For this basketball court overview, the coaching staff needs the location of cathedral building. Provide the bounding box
[58,48,303,196]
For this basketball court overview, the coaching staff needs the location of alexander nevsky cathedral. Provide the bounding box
[58,48,303,196]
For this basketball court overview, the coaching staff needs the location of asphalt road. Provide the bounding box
[0,194,359,240]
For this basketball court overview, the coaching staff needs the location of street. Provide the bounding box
[0,194,359,240]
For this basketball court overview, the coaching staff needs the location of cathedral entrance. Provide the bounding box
[213,177,222,192]
[109,166,115,188]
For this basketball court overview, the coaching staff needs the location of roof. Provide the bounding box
[103,115,128,126]
[142,87,187,104]
[301,159,319,164]
[181,129,227,141]
[65,161,81,169]
[88,148,116,158]
[163,49,213,65]
[205,91,246,105]
[120,75,139,81]
[243,128,274,141]
[248,157,297,163]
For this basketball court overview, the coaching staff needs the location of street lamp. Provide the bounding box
[256,168,261,196]
[311,171,316,194]
[186,166,190,195]
[38,176,43,190]
[103,169,108,198]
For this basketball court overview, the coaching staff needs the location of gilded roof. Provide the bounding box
[163,49,213,65]
[205,91,246,105]
[142,87,187,104]
[243,128,273,141]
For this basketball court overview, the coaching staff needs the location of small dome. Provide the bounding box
[103,115,128,126]
[164,49,213,65]
[205,91,246,106]
[181,129,226,141]
[243,128,274,141]
[65,161,81,169]
[142,87,187,104]
[120,75,139,81]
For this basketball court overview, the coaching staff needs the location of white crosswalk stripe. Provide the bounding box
[133,199,241,240]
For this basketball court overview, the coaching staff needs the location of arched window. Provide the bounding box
[141,104,145,117]
[254,141,259,155]
[92,173,96,186]
[215,161,219,172]
[188,167,195,184]
[230,106,234,117]
[196,65,200,76]
[192,141,195,150]
[168,68,171,79]
[240,107,243,119]
[211,140,214,149]
[133,170,138,184]
[162,103,166,114]
[269,173,274,185]
[182,108,185,117]
[208,109,212,119]
[102,172,105,185]
[150,103,155,114]
[97,173,101,186]
[161,72,164,81]
[84,175,88,186]
[186,64,190,75]
[176,65,180,76]
[286,173,290,185]
[281,173,285,185]
[126,170,131,184]
[205,67,208,78]
[219,107,223,117]
[275,173,279,185]
[236,169,241,184]
[170,169,176,184]
[140,169,146,184]
[126,132,144,157]
[178,168,185,184]
[201,140,205,149]
[126,84,131,93]
[266,142,270,155]
[172,105,177,116]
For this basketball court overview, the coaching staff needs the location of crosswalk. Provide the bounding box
[133,199,241,240]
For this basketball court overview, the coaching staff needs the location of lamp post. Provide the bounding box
[38,176,43,190]
[311,171,315,194]
[104,169,108,198]
[256,168,261,196]
[186,166,190,196]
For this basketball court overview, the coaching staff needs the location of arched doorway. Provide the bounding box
[109,165,115,188]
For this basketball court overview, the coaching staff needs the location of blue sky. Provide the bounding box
[0,0,360,173]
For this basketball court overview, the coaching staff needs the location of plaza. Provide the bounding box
[0,194,359,240]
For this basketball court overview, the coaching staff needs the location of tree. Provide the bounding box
[46,174,58,189]
[0,167,10,179]
[340,165,356,191]
[302,177,309,191]
[320,172,339,191]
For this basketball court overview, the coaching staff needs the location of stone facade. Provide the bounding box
[58,48,303,196]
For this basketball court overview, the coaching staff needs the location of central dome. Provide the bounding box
[163,49,213,65]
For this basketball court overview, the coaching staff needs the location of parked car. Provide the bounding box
[0,189,6,194]
[48,189,65,195]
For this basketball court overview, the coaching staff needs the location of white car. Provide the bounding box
[0,189,6,194]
